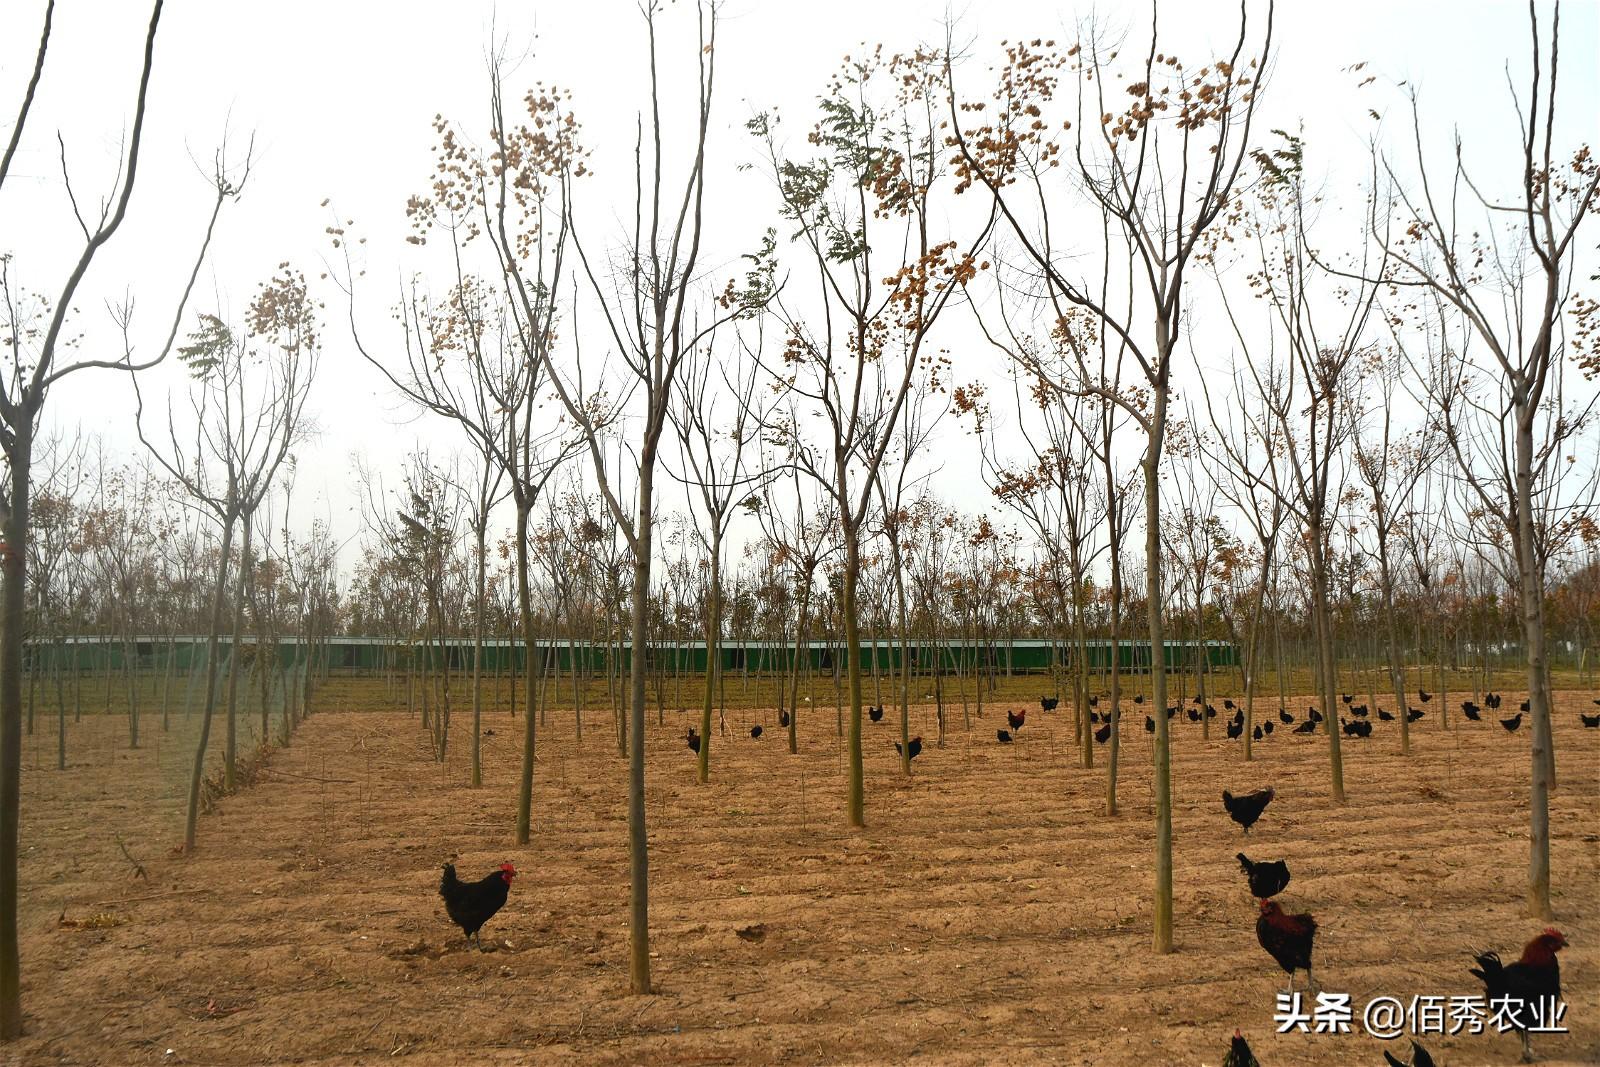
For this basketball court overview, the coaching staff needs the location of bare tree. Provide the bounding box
[669,321,769,782]
[1369,2,1598,918]
[947,2,1273,950]
[134,270,316,854]
[750,44,995,826]
[0,0,247,1034]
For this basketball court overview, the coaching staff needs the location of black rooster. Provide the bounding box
[1469,929,1566,1062]
[894,736,923,761]
[1223,787,1275,833]
[1221,1030,1260,1067]
[1237,853,1291,899]
[1256,899,1317,994]
[439,861,516,949]
[1382,1039,1437,1067]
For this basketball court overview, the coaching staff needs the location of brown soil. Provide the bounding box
[13,683,1600,1066]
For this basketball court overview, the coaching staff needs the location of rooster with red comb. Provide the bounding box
[1469,928,1567,1063]
[439,860,517,950]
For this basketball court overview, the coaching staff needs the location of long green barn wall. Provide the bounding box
[28,637,1238,674]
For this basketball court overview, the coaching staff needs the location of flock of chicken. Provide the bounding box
[1218,784,1569,1065]
[436,688,1592,1064]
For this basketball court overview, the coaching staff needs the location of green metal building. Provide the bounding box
[31,635,1236,675]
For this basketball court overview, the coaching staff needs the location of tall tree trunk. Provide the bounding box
[184,509,238,851]
[1310,547,1346,802]
[224,513,253,790]
[697,534,721,783]
[0,431,31,1037]
[1516,420,1553,919]
[625,455,657,995]
[515,501,539,844]
[843,529,865,826]
[1142,402,1172,954]
[472,524,487,788]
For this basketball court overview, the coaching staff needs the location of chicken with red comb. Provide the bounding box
[1469,928,1567,1062]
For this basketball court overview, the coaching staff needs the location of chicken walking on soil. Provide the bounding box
[439,861,516,950]
[1237,853,1290,899]
[1469,928,1566,1063]
[1256,899,1317,994]
[1223,787,1275,833]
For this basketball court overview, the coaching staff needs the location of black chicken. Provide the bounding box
[1469,928,1566,1062]
[1462,704,1481,721]
[1256,899,1317,993]
[1187,708,1202,723]
[1144,715,1155,734]
[1223,787,1275,833]
[1520,699,1530,713]
[1278,708,1293,724]
[1341,693,1353,705]
[1407,708,1424,723]
[1226,718,1244,740]
[1040,696,1059,712]
[1293,720,1317,734]
[1088,695,1099,708]
[778,709,791,728]
[1382,1039,1437,1067]
[1581,713,1600,728]
[1485,691,1502,709]
[1500,712,1523,733]
[1418,689,1432,703]
[1262,720,1275,735]
[686,727,701,754]
[1094,722,1111,744]
[1221,1030,1260,1067]
[1224,699,1237,711]
[439,861,516,949]
[868,705,883,723]
[895,736,923,761]
[996,729,1012,744]
[1308,708,1324,723]
[1133,694,1145,705]
[750,725,763,739]
[1237,852,1291,898]
[1252,724,1263,741]
[1350,704,1368,718]
[1378,708,1396,721]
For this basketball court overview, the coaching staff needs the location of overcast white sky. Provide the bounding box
[2,0,1596,567]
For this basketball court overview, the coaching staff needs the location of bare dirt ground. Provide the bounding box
[12,682,1600,1066]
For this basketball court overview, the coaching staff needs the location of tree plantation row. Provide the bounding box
[0,0,1595,1039]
